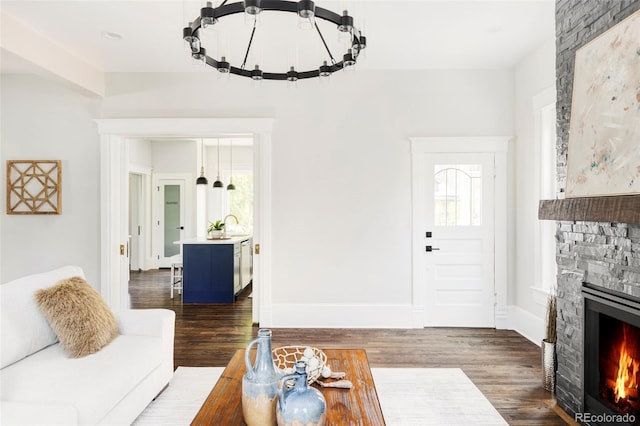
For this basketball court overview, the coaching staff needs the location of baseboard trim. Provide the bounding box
[267,303,417,328]
[411,306,425,328]
[495,307,509,329]
[508,305,544,346]
[261,302,546,338]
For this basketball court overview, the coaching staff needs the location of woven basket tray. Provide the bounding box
[272,346,327,384]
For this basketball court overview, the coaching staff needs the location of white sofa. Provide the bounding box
[0,266,175,425]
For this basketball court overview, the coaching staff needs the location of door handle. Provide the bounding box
[176,226,184,230]
[426,246,440,252]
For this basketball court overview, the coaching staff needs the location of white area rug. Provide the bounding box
[372,368,507,425]
[134,367,507,425]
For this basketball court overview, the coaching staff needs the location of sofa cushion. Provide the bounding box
[1,401,78,425]
[0,266,85,369]
[0,334,163,425]
[35,276,119,358]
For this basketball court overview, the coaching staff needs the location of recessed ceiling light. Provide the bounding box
[102,31,123,40]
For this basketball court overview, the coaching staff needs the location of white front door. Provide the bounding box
[152,177,186,268]
[415,152,496,327]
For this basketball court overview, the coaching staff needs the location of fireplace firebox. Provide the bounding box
[583,284,640,426]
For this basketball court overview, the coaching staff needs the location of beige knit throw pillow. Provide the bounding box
[35,276,119,357]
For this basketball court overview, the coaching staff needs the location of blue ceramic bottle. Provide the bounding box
[276,360,327,426]
[242,329,279,426]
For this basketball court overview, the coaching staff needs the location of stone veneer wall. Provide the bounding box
[555,0,640,417]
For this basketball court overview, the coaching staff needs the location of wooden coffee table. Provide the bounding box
[191,348,386,425]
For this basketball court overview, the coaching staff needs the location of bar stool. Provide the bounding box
[170,254,183,299]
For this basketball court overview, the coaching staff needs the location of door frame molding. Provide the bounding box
[410,136,511,328]
[96,118,274,325]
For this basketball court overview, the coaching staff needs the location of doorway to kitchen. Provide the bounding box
[97,118,274,325]
[411,137,509,328]
[132,137,255,299]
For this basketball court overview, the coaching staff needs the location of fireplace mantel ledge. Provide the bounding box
[538,195,640,224]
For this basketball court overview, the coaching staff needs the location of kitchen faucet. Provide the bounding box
[223,214,239,237]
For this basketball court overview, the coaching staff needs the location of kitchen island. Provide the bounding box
[180,236,252,303]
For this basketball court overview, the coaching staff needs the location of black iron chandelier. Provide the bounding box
[183,0,367,81]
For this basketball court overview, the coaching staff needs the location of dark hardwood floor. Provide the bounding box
[129,269,568,425]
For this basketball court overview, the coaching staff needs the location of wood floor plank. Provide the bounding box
[129,269,568,425]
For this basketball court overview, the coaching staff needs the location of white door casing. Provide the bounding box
[99,135,130,310]
[411,137,510,329]
[97,118,274,325]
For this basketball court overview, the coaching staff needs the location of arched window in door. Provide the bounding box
[434,164,482,226]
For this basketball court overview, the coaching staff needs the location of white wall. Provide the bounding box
[205,145,254,176]
[512,36,556,343]
[128,139,152,168]
[101,69,514,326]
[0,74,101,285]
[151,139,196,173]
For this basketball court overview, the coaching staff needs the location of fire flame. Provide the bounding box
[613,324,639,403]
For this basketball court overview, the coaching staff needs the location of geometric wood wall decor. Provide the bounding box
[6,160,62,214]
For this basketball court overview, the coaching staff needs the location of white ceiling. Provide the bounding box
[0,0,555,74]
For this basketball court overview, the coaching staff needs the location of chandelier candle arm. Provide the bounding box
[183,0,365,81]
[297,0,315,18]
[337,10,353,33]
[201,2,217,27]
[244,0,261,15]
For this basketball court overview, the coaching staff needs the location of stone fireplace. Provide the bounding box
[553,221,640,419]
[552,0,640,422]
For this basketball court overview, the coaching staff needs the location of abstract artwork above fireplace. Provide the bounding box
[566,10,640,198]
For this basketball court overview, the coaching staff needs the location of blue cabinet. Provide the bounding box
[183,243,239,303]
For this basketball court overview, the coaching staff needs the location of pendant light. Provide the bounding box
[196,139,208,185]
[213,139,224,188]
[227,139,236,191]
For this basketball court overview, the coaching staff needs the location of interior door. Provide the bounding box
[419,153,495,327]
[128,174,141,271]
[153,178,186,268]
